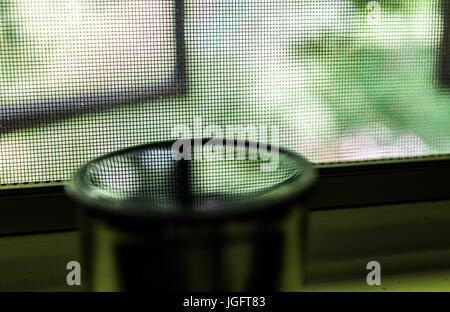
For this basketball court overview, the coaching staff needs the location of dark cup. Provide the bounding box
[66,140,317,291]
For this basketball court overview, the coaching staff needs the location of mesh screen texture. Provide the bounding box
[1,0,450,186]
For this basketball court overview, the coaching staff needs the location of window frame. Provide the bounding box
[0,0,186,134]
[0,156,449,235]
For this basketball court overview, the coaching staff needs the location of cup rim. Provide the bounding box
[65,139,318,222]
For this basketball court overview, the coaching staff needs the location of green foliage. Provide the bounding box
[0,0,21,72]
[286,0,450,151]
[352,0,424,13]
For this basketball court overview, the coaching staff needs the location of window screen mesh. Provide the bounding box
[1,0,449,186]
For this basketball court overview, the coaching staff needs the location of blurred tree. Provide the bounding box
[352,0,422,13]
[0,0,21,73]
[292,0,450,153]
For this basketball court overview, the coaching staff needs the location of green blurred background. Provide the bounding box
[1,0,450,185]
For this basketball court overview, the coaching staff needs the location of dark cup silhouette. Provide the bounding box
[66,139,317,291]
